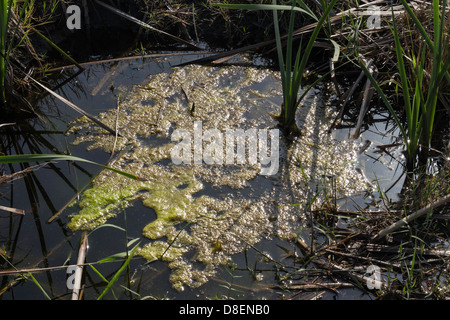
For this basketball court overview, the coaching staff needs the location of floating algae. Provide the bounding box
[67,62,368,291]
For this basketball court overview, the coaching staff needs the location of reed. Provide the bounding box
[214,0,338,135]
[0,0,33,107]
[0,0,8,105]
[360,0,449,170]
[0,0,80,110]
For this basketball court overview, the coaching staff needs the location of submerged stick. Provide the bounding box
[46,51,215,72]
[328,59,373,133]
[373,193,450,241]
[352,62,377,139]
[71,231,88,300]
[0,205,25,215]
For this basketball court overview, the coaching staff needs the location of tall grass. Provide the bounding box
[0,0,80,109]
[0,0,33,107]
[360,0,449,170]
[0,0,8,105]
[214,0,339,135]
[273,0,338,135]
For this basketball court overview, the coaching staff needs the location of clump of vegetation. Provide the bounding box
[361,0,449,171]
[0,0,68,113]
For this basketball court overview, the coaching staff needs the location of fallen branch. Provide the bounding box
[372,193,450,241]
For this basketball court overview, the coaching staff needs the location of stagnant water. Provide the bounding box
[0,53,406,300]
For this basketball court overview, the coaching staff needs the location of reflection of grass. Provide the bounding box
[0,118,137,299]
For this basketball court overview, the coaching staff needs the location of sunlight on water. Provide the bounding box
[67,62,369,291]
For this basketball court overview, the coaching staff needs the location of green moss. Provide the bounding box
[68,163,204,233]
[137,241,188,262]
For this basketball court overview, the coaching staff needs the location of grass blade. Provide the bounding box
[0,0,8,103]
[0,154,139,180]
[97,242,140,300]
[30,77,119,136]
[32,28,83,70]
[27,272,51,300]
[96,0,201,50]
[398,0,449,83]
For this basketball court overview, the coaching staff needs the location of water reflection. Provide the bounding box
[0,53,413,300]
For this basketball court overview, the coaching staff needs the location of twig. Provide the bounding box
[0,205,25,215]
[0,123,15,128]
[372,193,450,241]
[90,62,128,96]
[328,59,373,133]
[47,182,89,224]
[325,248,400,269]
[176,14,344,67]
[72,231,88,300]
[46,51,215,72]
[284,281,354,291]
[352,63,378,139]
[313,258,388,290]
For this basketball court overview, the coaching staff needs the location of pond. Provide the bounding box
[0,52,406,300]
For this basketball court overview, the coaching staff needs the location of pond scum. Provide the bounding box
[0,0,449,299]
[66,64,367,291]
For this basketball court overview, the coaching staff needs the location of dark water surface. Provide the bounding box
[0,53,405,300]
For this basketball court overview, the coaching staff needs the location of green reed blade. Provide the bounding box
[0,0,8,103]
[290,0,339,110]
[398,0,449,83]
[271,0,339,125]
[28,272,51,300]
[97,242,140,300]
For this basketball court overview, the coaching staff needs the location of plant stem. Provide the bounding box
[0,0,8,104]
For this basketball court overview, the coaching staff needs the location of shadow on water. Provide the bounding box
[0,51,413,300]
